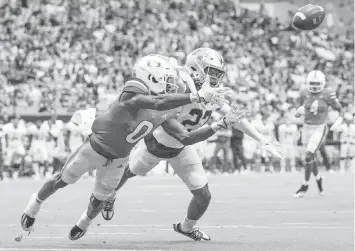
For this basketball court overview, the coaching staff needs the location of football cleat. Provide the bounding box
[173,223,211,241]
[293,184,309,198]
[21,213,35,231]
[21,193,42,231]
[101,199,115,221]
[69,225,87,241]
[316,177,324,195]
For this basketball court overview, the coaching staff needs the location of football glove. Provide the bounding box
[260,141,284,160]
[213,105,250,131]
[196,76,229,105]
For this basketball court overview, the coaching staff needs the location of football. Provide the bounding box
[293,4,326,30]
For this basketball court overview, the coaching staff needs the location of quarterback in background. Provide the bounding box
[294,70,343,198]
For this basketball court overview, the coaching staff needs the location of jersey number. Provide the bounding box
[181,109,212,131]
[310,100,319,115]
[126,121,154,144]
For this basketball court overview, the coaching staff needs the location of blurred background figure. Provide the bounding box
[334,113,355,173]
[230,125,248,173]
[278,113,299,173]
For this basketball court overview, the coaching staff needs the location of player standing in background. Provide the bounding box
[0,121,4,180]
[335,113,355,173]
[21,54,227,241]
[28,121,50,179]
[278,114,299,173]
[3,116,27,179]
[252,113,276,172]
[101,49,283,241]
[294,70,343,198]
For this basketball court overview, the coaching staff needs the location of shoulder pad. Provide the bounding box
[123,77,149,95]
[323,87,337,99]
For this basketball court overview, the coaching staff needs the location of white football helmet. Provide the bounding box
[306,70,326,93]
[185,48,226,89]
[133,54,178,94]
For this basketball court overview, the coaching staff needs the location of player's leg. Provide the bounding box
[289,148,297,173]
[319,144,332,173]
[0,151,3,180]
[101,141,160,220]
[294,125,326,197]
[339,143,348,173]
[221,143,230,174]
[169,146,211,241]
[280,144,287,173]
[21,141,95,231]
[230,139,240,173]
[69,156,127,240]
[238,143,248,171]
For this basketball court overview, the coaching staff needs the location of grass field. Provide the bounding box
[0,173,353,251]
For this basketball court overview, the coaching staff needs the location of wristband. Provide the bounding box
[211,122,221,132]
[211,118,228,132]
[190,93,200,103]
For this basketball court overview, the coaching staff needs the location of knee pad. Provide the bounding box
[305,152,315,163]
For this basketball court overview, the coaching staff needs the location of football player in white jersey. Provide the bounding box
[100,48,283,241]
[278,114,299,173]
[252,113,276,172]
[3,117,27,179]
[334,113,355,173]
[28,120,51,179]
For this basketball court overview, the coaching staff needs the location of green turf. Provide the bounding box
[0,173,353,251]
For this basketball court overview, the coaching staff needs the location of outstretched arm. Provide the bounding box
[233,118,283,159]
[123,93,198,111]
[122,80,228,111]
[232,118,266,143]
[161,108,250,145]
[161,118,216,146]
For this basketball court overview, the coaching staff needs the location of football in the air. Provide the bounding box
[293,4,326,30]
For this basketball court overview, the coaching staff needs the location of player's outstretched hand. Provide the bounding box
[224,105,251,126]
[261,142,284,160]
[215,105,251,130]
[197,76,230,105]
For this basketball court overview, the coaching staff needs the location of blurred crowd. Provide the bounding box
[0,0,353,118]
[0,0,353,179]
[0,112,351,180]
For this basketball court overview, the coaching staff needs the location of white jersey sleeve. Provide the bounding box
[69,108,96,137]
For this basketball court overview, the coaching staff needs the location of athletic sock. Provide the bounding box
[304,160,313,183]
[107,190,117,203]
[180,216,197,232]
[312,161,319,177]
[35,193,43,204]
[76,209,92,231]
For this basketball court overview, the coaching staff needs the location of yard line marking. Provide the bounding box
[129,209,157,212]
[259,210,353,214]
[0,249,163,251]
[27,236,65,239]
[282,222,343,226]
[0,224,166,227]
[87,232,140,235]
